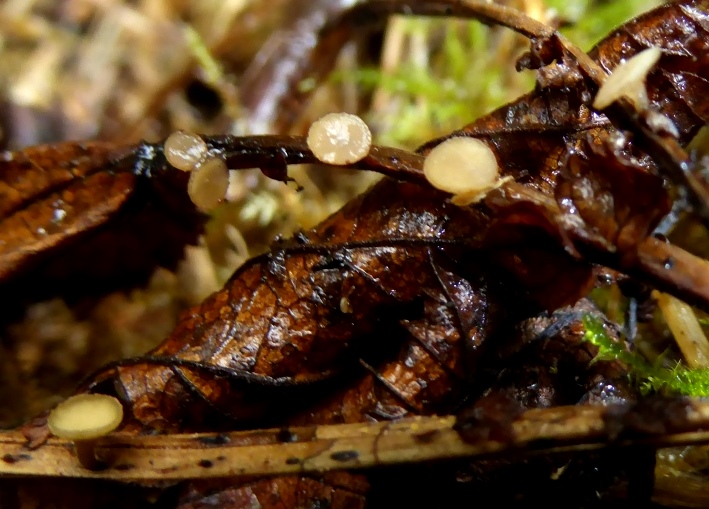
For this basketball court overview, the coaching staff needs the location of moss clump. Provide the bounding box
[583,315,709,396]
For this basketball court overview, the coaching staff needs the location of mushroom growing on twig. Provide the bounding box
[307,112,372,165]
[423,136,509,205]
[164,130,209,172]
[187,156,231,212]
[47,394,124,470]
[593,47,662,111]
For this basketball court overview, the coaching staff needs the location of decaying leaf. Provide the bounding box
[4,1,709,508]
[0,141,204,311]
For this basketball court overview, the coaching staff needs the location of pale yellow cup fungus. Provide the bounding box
[593,47,662,111]
[164,130,209,172]
[307,112,372,165]
[47,393,124,469]
[187,156,230,212]
[423,136,510,206]
[164,130,230,213]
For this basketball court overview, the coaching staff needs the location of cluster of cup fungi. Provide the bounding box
[164,110,509,212]
[45,47,667,471]
[163,130,231,212]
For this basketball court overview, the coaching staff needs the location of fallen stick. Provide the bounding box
[3,399,709,482]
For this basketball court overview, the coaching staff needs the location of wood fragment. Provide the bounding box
[4,400,709,481]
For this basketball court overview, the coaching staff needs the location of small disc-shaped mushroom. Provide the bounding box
[307,112,372,165]
[187,156,230,212]
[164,130,209,172]
[593,47,662,110]
[423,136,502,205]
[47,393,124,469]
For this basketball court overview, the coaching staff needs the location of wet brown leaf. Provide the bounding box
[0,141,205,308]
[4,1,709,508]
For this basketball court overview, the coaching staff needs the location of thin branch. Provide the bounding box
[189,135,709,312]
[636,237,709,316]
[4,399,709,481]
[205,135,428,185]
[581,235,709,312]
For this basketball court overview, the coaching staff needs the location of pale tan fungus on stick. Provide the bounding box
[423,136,510,205]
[47,393,123,470]
[164,130,209,172]
[654,290,709,369]
[593,47,662,111]
[187,156,230,212]
[307,112,372,165]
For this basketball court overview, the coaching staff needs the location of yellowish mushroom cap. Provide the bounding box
[423,137,500,196]
[48,394,124,440]
[307,112,372,165]
[187,156,230,212]
[164,130,209,172]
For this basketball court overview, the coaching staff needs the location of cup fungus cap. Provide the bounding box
[187,156,230,212]
[307,112,372,165]
[164,130,209,172]
[48,394,123,441]
[423,136,500,197]
[593,47,662,110]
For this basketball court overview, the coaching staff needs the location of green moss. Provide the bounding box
[339,0,660,149]
[344,17,533,148]
[549,0,662,51]
[583,315,709,397]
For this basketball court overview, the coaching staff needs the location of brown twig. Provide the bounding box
[209,135,428,184]
[205,134,709,312]
[3,400,709,481]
